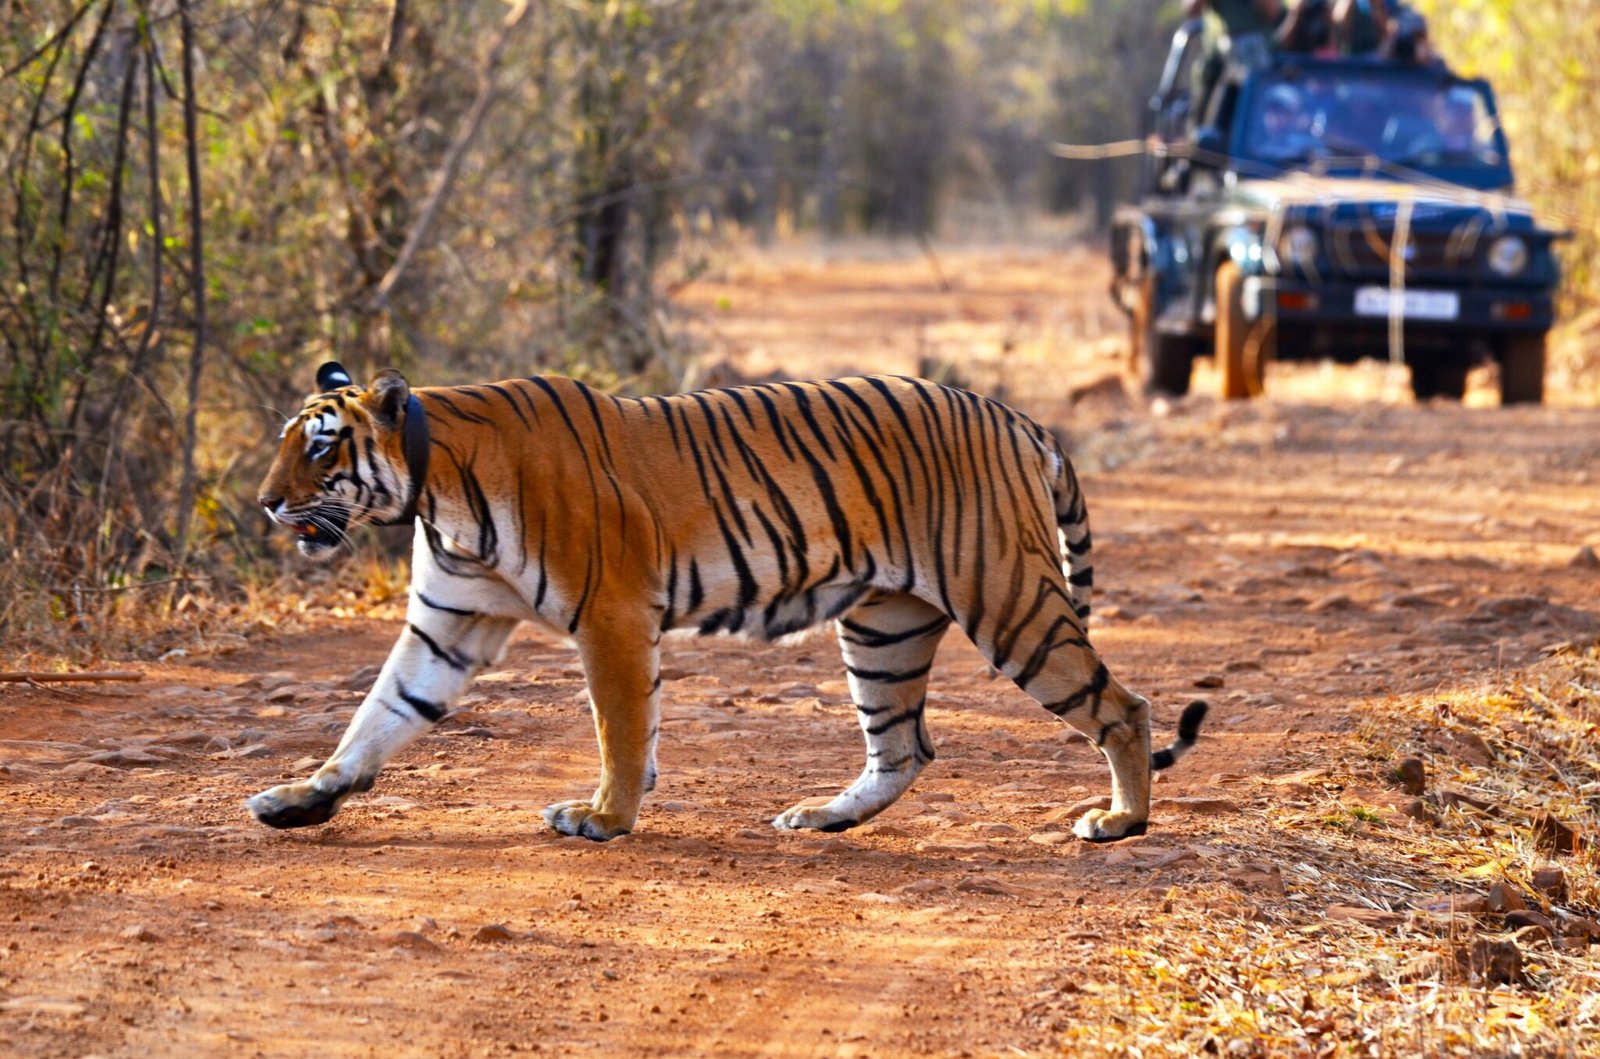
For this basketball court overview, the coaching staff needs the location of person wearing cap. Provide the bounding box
[1332,0,1389,55]
[1186,0,1287,120]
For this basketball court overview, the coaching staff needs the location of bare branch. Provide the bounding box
[174,0,207,572]
[0,0,98,82]
[367,0,530,312]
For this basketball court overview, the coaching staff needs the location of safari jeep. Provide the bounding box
[1109,20,1564,403]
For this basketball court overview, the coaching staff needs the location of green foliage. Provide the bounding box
[1416,0,1600,312]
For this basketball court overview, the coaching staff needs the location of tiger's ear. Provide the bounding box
[316,361,354,392]
[366,368,411,427]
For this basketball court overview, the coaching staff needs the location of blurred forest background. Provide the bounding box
[1,0,1596,662]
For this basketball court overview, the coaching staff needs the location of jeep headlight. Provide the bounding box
[1487,235,1528,277]
[1280,225,1319,270]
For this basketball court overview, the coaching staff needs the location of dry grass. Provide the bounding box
[1035,639,1600,1057]
[0,531,411,671]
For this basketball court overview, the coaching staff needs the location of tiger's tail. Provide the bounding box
[1152,700,1209,769]
[1047,435,1093,624]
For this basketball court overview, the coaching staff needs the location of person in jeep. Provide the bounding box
[1109,13,1563,405]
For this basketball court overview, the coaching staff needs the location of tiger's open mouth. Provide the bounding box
[287,507,349,552]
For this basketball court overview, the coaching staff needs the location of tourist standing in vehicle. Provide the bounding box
[1187,0,1286,117]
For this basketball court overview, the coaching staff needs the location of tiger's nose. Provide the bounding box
[260,495,283,514]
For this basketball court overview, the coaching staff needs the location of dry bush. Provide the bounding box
[1031,637,1600,1057]
[1420,0,1600,394]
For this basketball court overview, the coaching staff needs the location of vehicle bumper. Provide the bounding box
[1240,277,1554,333]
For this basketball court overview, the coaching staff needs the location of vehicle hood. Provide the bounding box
[1231,176,1543,231]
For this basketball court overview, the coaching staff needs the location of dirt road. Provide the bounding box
[3,245,1597,1057]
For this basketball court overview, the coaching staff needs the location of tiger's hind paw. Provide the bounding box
[1072,808,1148,843]
[543,801,633,841]
[247,780,350,830]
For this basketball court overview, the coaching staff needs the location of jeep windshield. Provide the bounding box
[1236,67,1513,191]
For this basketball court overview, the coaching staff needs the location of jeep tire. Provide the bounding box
[1409,361,1469,402]
[1131,272,1195,396]
[1216,261,1270,400]
[1497,332,1546,405]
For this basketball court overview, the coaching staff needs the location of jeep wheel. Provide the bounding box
[1130,272,1194,396]
[1498,332,1546,405]
[1408,361,1468,402]
[1215,261,1271,400]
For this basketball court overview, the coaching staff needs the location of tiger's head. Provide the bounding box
[258,362,424,558]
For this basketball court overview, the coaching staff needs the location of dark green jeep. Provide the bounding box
[1109,20,1563,403]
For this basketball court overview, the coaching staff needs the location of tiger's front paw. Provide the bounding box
[247,779,351,830]
[772,797,859,833]
[543,800,633,841]
[1072,808,1149,843]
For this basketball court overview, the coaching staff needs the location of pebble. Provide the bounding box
[913,840,991,855]
[1192,673,1225,689]
[1138,847,1201,870]
[1225,864,1283,895]
[856,892,900,905]
[1570,545,1600,569]
[213,743,273,760]
[1416,893,1488,916]
[1027,832,1075,846]
[969,822,1017,836]
[1325,905,1405,930]
[1530,866,1567,901]
[896,879,944,895]
[1306,593,1355,613]
[1396,953,1443,983]
[1385,593,1442,609]
[1435,789,1495,814]
[1453,937,1522,985]
[1505,909,1556,939]
[1467,595,1547,622]
[1486,881,1526,913]
[86,748,167,768]
[1426,728,1493,767]
[954,878,1014,897]
[1533,811,1584,855]
[472,923,516,943]
[1392,756,1426,796]
[386,930,441,952]
[120,924,160,943]
[1222,659,1261,673]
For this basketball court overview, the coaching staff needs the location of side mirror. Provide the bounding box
[1190,125,1226,167]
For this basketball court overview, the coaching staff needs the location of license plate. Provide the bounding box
[1353,287,1460,321]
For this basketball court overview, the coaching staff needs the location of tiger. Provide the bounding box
[248,362,1206,843]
